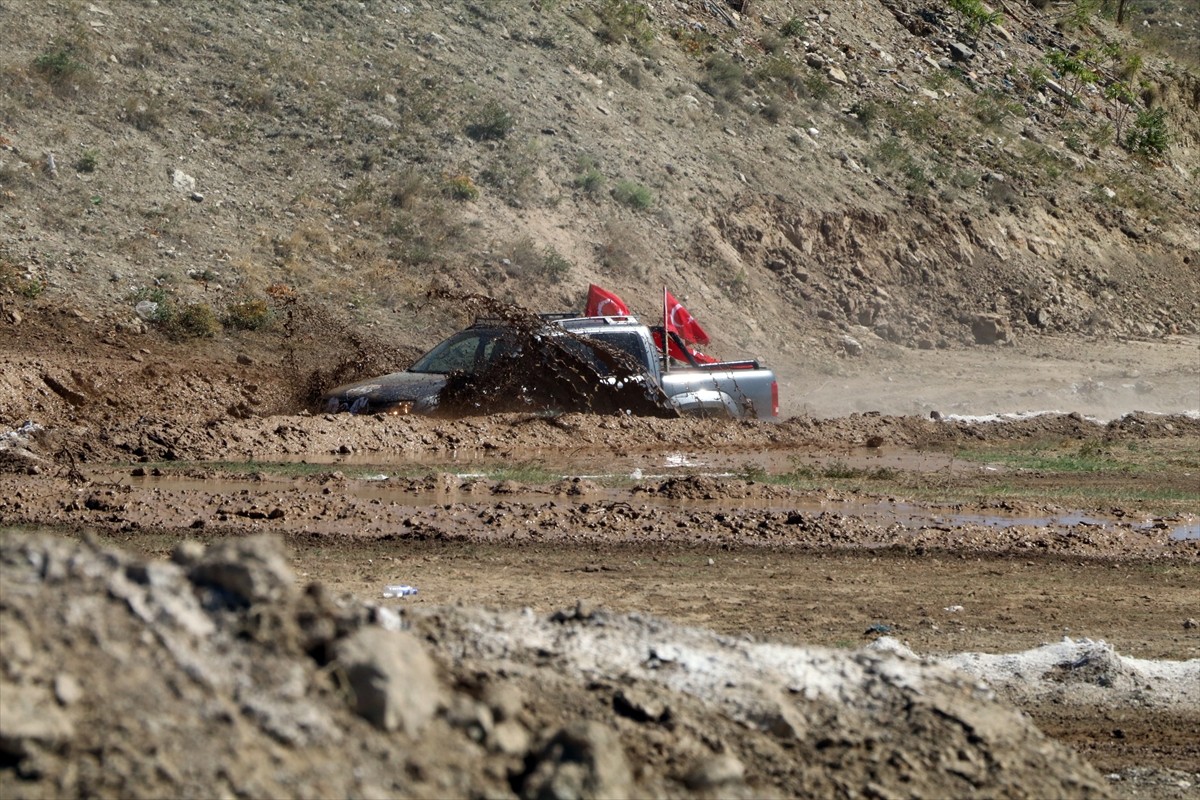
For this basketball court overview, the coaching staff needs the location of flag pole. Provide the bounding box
[662,285,670,374]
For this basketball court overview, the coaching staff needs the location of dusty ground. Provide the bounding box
[2,308,1199,799]
[3,0,1199,796]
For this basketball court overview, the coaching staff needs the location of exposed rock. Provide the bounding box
[134,300,160,321]
[444,693,493,742]
[613,686,669,723]
[333,627,442,734]
[840,334,864,356]
[188,535,297,606]
[485,682,525,722]
[971,314,1013,345]
[684,751,746,790]
[519,721,633,800]
[0,683,74,758]
[490,720,532,756]
[53,673,83,706]
[170,169,196,193]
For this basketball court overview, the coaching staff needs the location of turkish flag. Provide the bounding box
[586,284,630,317]
[665,291,710,345]
[653,330,719,364]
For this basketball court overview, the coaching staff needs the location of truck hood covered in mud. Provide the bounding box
[322,371,447,415]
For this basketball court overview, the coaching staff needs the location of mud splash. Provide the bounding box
[428,291,676,418]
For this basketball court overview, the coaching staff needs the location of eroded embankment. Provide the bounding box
[1,532,1115,799]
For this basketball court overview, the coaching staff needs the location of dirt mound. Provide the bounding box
[1,532,1111,799]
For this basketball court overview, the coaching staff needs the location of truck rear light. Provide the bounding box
[771,380,779,417]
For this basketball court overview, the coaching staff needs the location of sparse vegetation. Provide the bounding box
[1125,106,1169,156]
[597,218,646,278]
[574,158,605,194]
[881,100,940,140]
[465,101,515,142]
[128,286,221,340]
[700,53,745,101]
[612,179,653,210]
[802,73,834,102]
[671,25,717,57]
[946,0,1003,39]
[0,0,1196,390]
[122,96,162,131]
[781,17,806,38]
[238,84,277,113]
[754,56,803,99]
[972,90,1020,127]
[74,149,98,173]
[32,43,88,92]
[849,100,879,131]
[170,303,222,339]
[1103,80,1136,141]
[593,0,652,47]
[1,256,44,299]
[1046,49,1099,100]
[223,296,275,331]
[443,173,480,201]
[1057,0,1102,32]
[479,139,539,207]
[502,237,571,284]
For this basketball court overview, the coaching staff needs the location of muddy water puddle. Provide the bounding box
[271,447,969,476]
[112,469,1196,540]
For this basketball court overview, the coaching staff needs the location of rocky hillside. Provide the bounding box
[1,0,1197,366]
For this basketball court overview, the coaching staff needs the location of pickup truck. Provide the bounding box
[322,314,780,420]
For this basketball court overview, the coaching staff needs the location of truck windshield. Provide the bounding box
[408,330,519,374]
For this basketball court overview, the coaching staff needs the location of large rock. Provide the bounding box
[971,313,1013,345]
[520,721,633,800]
[333,627,442,734]
[0,683,74,758]
[188,535,297,606]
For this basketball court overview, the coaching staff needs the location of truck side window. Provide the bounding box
[590,332,651,373]
[411,333,489,373]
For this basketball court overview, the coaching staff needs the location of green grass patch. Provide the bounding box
[949,438,1193,475]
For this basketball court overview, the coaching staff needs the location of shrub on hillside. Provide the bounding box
[32,43,89,92]
[502,237,571,283]
[223,297,275,331]
[466,102,515,142]
[1125,107,1169,156]
[612,180,653,210]
[946,0,1002,38]
[168,303,221,339]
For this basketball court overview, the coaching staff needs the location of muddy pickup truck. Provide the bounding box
[322,314,780,420]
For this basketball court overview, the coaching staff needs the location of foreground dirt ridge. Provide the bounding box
[2,533,1120,799]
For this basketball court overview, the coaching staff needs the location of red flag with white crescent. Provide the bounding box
[654,330,718,364]
[585,284,630,317]
[665,291,710,345]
